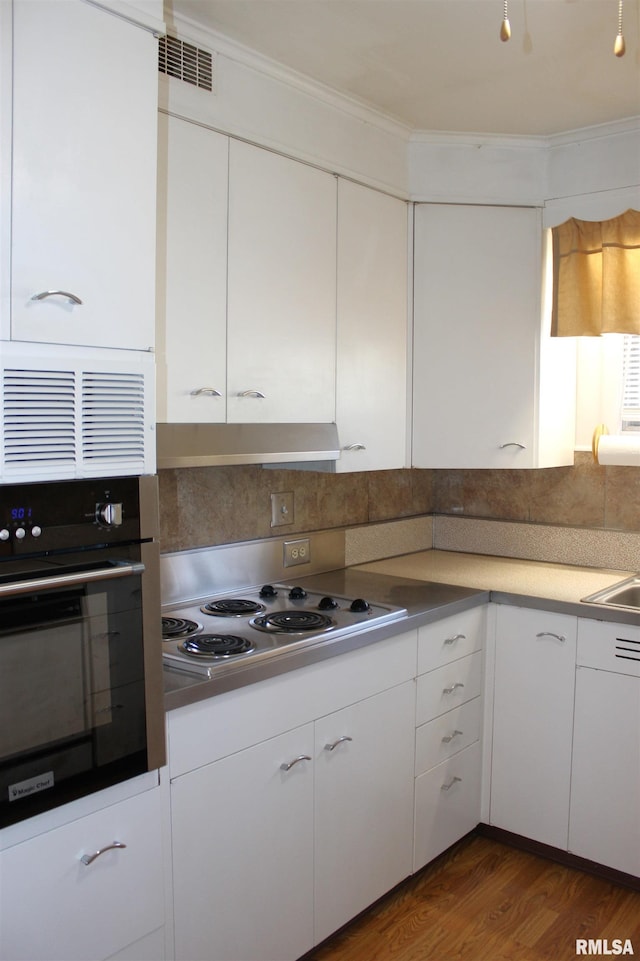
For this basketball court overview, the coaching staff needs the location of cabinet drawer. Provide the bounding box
[416,651,483,725]
[0,786,164,961]
[414,742,481,872]
[577,618,640,676]
[417,606,485,674]
[415,696,482,776]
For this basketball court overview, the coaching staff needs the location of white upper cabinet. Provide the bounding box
[156,114,229,422]
[412,204,576,468]
[8,0,159,351]
[335,180,408,471]
[227,139,337,423]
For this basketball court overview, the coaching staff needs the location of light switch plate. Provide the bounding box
[270,491,294,527]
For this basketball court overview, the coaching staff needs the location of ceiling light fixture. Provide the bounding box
[499,0,626,56]
[499,0,511,42]
[615,0,626,56]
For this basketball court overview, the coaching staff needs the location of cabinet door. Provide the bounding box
[569,666,640,877]
[314,681,415,945]
[335,180,408,471]
[10,0,157,350]
[156,114,228,422]
[227,140,337,423]
[413,204,574,469]
[490,605,577,849]
[171,724,315,961]
[0,786,164,961]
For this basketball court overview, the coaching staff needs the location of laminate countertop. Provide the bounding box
[354,549,636,621]
[164,549,638,710]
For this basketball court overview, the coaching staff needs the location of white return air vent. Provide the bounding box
[0,344,155,481]
[158,35,214,92]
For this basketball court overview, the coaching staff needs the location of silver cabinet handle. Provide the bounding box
[31,290,83,305]
[239,389,266,398]
[324,736,353,752]
[191,387,222,396]
[441,730,463,744]
[499,442,526,450]
[442,682,465,695]
[441,776,462,792]
[280,755,311,772]
[80,841,126,866]
[343,444,366,451]
[444,633,466,646]
[536,631,566,643]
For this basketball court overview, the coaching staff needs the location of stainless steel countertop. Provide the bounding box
[163,549,637,712]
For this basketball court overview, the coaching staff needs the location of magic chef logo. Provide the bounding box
[576,940,634,955]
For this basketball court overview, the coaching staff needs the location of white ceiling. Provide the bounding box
[169,0,640,136]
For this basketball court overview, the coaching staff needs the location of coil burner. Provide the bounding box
[178,634,255,659]
[162,616,202,640]
[251,610,334,634]
[200,598,266,617]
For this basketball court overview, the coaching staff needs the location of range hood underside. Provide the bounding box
[156,422,341,468]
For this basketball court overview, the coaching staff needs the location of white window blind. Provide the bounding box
[622,334,640,431]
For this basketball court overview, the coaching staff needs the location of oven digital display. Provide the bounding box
[11,507,32,522]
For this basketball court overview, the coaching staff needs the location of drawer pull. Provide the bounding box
[80,841,126,866]
[441,776,462,792]
[442,682,465,695]
[441,729,463,744]
[324,736,353,752]
[239,389,266,398]
[280,755,311,772]
[535,632,566,643]
[444,633,466,645]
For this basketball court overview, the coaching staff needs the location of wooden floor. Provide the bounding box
[307,835,640,961]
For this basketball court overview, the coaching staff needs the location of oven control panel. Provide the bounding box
[0,477,141,555]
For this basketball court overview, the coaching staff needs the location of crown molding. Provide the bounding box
[166,11,413,143]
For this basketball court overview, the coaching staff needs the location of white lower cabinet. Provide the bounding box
[0,785,164,961]
[314,682,415,944]
[167,632,417,961]
[490,605,577,849]
[413,607,486,872]
[171,724,315,961]
[569,619,640,878]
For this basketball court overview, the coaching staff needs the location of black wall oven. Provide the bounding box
[0,475,165,828]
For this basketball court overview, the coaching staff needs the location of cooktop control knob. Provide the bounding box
[349,598,371,613]
[318,596,339,611]
[259,584,278,598]
[96,502,123,528]
[0,529,9,541]
[15,527,26,540]
[31,526,42,538]
[289,586,307,600]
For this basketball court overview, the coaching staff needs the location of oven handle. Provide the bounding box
[0,561,146,598]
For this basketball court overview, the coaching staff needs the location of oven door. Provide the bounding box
[0,549,154,827]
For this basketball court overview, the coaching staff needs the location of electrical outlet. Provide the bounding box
[284,538,310,567]
[270,491,294,527]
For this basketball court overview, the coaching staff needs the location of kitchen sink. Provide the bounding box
[582,575,640,611]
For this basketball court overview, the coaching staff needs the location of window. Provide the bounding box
[622,334,640,431]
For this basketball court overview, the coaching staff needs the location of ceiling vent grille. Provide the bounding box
[158,35,214,92]
[82,371,146,467]
[3,369,77,466]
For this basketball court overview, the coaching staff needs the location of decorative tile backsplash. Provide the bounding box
[158,452,639,557]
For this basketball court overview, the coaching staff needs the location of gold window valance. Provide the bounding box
[551,208,640,336]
